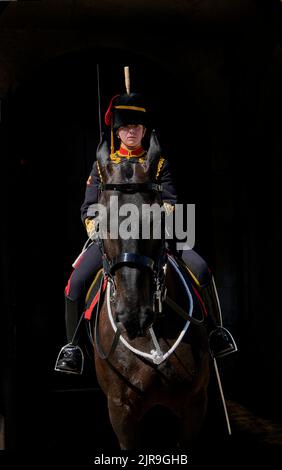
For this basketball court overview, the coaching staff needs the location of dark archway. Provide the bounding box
[4,27,282,456]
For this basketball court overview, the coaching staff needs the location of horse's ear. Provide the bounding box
[96,133,109,168]
[146,130,161,171]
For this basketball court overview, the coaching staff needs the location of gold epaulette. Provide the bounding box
[110,152,122,164]
[156,157,165,179]
[96,161,103,182]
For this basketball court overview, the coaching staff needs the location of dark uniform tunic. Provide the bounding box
[65,147,209,301]
[81,153,177,223]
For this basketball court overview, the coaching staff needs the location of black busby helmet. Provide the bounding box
[105,92,149,156]
[105,92,148,129]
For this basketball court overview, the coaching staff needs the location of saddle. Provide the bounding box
[84,269,105,321]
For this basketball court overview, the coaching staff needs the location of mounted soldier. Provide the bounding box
[55,67,237,375]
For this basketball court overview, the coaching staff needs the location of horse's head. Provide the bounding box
[96,131,166,340]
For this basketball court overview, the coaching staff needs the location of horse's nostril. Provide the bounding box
[126,327,139,341]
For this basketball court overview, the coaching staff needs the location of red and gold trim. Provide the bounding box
[110,146,146,164]
[156,157,165,179]
[114,105,146,113]
[86,175,93,186]
[117,146,146,158]
[96,161,103,182]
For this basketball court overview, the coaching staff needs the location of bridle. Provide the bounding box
[93,178,202,365]
[96,180,167,313]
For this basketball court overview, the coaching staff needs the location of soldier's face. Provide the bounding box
[117,124,146,149]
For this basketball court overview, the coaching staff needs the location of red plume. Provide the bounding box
[104,94,119,126]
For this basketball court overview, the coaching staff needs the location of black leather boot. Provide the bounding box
[54,297,84,374]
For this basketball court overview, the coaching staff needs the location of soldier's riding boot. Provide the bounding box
[54,297,84,375]
[201,278,237,359]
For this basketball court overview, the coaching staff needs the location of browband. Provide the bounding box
[99,182,162,193]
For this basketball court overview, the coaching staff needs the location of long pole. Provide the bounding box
[213,357,232,435]
[97,64,102,140]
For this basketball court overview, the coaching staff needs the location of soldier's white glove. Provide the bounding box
[84,217,98,240]
[163,202,175,215]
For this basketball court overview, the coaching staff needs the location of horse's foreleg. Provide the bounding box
[108,397,139,450]
[178,391,208,447]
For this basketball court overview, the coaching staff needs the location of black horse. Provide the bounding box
[93,132,210,449]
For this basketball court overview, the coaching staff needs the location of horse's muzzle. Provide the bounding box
[116,306,154,340]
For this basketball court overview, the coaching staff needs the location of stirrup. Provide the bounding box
[54,343,84,375]
[208,326,238,359]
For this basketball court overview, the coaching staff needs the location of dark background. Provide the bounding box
[0,0,282,464]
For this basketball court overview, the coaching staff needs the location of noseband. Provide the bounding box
[97,181,167,313]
